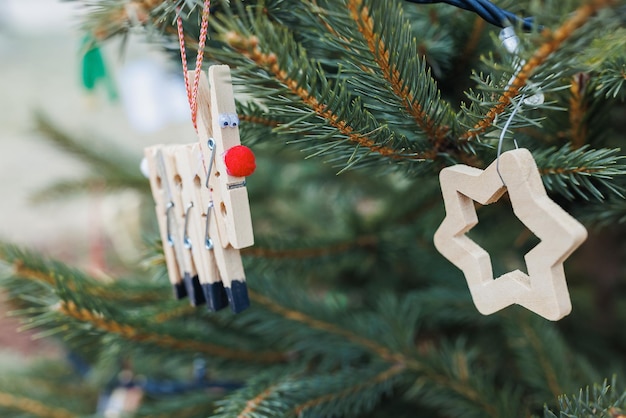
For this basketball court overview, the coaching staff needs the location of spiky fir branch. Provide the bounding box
[214,0,625,196]
[5,242,622,417]
[75,1,625,175]
[0,252,624,417]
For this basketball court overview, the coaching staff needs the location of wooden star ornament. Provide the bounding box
[433,148,587,321]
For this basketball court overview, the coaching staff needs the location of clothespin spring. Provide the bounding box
[165,201,175,247]
[203,138,217,251]
[205,138,217,189]
[205,202,215,250]
[183,203,194,249]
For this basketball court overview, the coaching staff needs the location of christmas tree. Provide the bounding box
[1,0,625,416]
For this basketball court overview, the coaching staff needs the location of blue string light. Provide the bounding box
[405,0,536,30]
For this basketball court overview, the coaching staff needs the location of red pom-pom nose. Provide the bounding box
[224,145,256,177]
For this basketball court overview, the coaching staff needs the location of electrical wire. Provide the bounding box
[405,0,536,30]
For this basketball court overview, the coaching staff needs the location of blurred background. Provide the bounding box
[0,0,191,359]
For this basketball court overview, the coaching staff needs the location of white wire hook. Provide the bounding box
[205,138,216,189]
[496,94,525,186]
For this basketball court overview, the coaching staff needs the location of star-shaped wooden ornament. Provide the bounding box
[433,148,587,321]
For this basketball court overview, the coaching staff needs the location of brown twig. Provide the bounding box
[238,114,280,128]
[248,290,406,364]
[0,392,77,418]
[13,262,164,303]
[539,166,601,175]
[59,301,287,363]
[347,0,449,146]
[237,385,279,418]
[92,0,163,40]
[569,73,590,149]
[292,364,406,415]
[460,17,487,68]
[12,261,55,285]
[519,317,563,398]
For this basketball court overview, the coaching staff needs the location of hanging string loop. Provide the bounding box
[176,0,212,130]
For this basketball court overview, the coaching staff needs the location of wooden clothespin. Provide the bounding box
[144,145,206,306]
[172,143,233,312]
[189,65,255,313]
[144,146,188,300]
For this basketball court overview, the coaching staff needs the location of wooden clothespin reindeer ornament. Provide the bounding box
[144,67,256,313]
[433,98,587,321]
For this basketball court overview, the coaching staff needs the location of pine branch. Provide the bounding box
[212,364,406,418]
[0,392,78,418]
[0,359,95,418]
[204,3,437,173]
[578,197,626,227]
[502,312,592,402]
[234,383,281,417]
[6,237,456,378]
[218,370,306,418]
[237,101,287,148]
[593,59,626,100]
[342,0,453,145]
[137,391,219,418]
[407,286,488,325]
[9,254,166,305]
[410,338,521,418]
[543,377,626,417]
[6,242,620,417]
[237,102,284,129]
[291,364,406,417]
[71,0,203,41]
[461,0,616,141]
[57,301,285,363]
[1,244,289,366]
[577,27,626,100]
[248,290,407,364]
[238,284,519,417]
[534,145,626,201]
[225,31,427,163]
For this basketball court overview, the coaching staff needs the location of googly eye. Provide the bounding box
[219,114,230,128]
[227,113,239,128]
